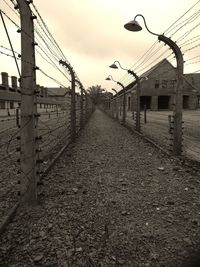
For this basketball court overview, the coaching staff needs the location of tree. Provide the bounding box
[87,85,113,105]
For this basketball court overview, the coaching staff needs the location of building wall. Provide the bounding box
[127,60,200,111]
[0,72,63,117]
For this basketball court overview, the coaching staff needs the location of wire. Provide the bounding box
[116,0,200,88]
[38,68,69,88]
[2,0,19,17]
[0,10,21,76]
[165,0,200,35]
[0,9,19,28]
[31,4,66,60]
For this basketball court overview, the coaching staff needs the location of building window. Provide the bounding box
[162,80,167,88]
[155,80,159,88]
[169,80,176,88]
[0,101,5,109]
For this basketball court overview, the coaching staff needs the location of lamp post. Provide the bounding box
[124,14,184,156]
[105,75,126,124]
[110,60,141,132]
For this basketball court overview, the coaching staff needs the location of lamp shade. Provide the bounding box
[124,20,142,32]
[105,77,111,80]
[109,63,118,69]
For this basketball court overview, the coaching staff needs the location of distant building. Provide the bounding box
[47,86,71,110]
[118,59,200,111]
[0,72,66,116]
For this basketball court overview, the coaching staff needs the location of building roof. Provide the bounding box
[116,59,175,96]
[47,86,71,97]
[140,58,174,78]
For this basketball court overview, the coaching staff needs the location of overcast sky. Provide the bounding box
[1,0,199,92]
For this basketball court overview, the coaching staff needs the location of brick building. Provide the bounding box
[0,72,63,117]
[123,59,200,111]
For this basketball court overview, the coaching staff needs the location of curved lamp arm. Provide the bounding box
[106,75,124,89]
[158,35,183,72]
[117,81,125,89]
[113,60,128,71]
[106,75,116,82]
[125,14,183,73]
[110,60,139,81]
[127,69,139,82]
[134,14,159,37]
[112,88,117,94]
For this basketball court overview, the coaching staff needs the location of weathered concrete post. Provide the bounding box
[128,70,141,132]
[116,82,126,124]
[59,60,76,141]
[85,92,89,122]
[16,0,38,204]
[116,97,119,120]
[158,35,183,156]
[109,62,141,131]
[75,79,84,129]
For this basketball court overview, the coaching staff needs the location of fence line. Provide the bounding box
[0,0,94,230]
[102,93,200,164]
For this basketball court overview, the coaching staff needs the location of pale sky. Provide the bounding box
[1,0,200,92]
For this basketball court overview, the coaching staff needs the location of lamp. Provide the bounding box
[105,75,126,123]
[109,60,141,132]
[124,14,184,155]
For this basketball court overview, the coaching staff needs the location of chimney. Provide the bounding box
[1,72,9,90]
[11,76,18,91]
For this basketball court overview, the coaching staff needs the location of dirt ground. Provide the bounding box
[1,109,200,267]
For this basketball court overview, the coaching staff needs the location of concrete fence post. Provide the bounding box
[59,60,76,141]
[17,0,39,204]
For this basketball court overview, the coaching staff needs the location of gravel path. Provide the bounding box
[1,109,200,267]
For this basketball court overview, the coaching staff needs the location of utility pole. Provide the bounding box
[17,0,38,204]
[59,60,76,141]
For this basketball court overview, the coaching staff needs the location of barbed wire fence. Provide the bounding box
[0,0,94,228]
[105,0,200,163]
